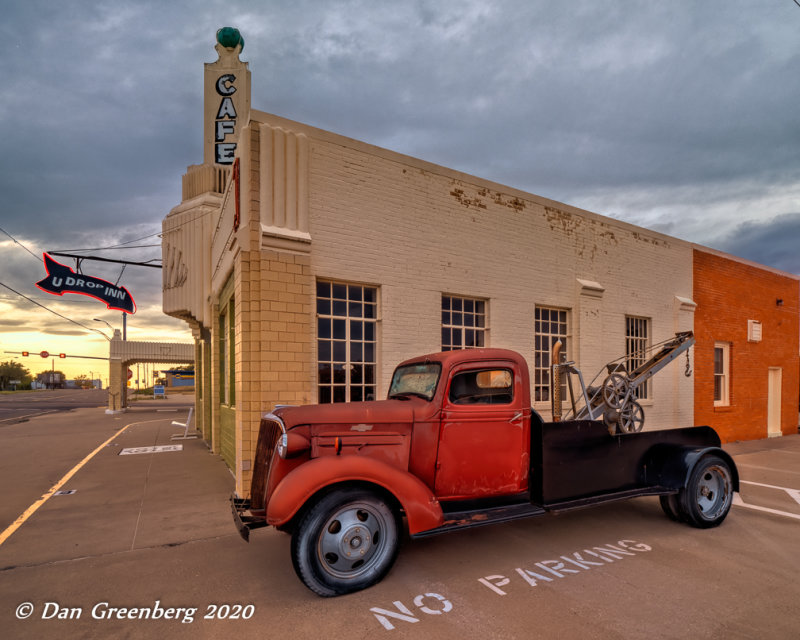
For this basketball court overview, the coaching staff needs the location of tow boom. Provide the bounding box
[552,331,695,434]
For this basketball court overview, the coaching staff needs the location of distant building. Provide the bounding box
[161,369,195,388]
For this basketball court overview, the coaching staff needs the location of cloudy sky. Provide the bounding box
[1,0,799,380]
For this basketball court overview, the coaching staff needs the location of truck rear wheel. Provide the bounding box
[678,455,733,528]
[291,488,400,597]
[659,494,684,522]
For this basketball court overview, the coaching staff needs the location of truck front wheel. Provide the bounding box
[291,488,400,597]
[678,455,734,528]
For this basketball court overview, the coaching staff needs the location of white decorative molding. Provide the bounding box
[259,123,312,253]
[577,278,605,298]
[675,296,697,313]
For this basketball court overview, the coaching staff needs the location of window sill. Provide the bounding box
[713,405,732,412]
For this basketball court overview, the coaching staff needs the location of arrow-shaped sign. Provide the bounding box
[36,253,136,314]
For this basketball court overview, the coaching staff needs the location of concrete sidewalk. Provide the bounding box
[0,399,234,570]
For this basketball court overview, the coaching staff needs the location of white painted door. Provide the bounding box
[767,368,782,438]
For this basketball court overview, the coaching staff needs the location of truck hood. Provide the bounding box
[273,398,429,431]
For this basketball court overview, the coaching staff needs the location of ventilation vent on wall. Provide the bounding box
[747,319,762,343]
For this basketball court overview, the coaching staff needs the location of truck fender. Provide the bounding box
[266,455,444,535]
[644,445,740,492]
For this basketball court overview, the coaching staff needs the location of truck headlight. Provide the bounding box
[276,431,311,459]
[277,432,289,459]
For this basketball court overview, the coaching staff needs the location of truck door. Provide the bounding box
[434,364,529,499]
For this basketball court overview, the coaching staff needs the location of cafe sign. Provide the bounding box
[204,27,250,167]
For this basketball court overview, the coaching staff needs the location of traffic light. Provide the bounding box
[59,353,66,358]
[21,351,29,356]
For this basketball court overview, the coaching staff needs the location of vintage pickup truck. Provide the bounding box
[232,347,737,597]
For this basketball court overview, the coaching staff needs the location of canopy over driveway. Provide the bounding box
[106,329,194,411]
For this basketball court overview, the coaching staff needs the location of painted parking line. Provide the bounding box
[736,462,800,477]
[0,418,169,548]
[733,481,800,521]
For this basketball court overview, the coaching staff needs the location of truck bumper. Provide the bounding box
[230,493,269,542]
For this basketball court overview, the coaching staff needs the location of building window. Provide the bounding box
[441,295,486,351]
[316,281,378,403]
[533,306,570,403]
[714,343,730,406]
[219,296,235,405]
[626,316,650,400]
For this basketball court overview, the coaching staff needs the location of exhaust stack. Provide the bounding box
[550,340,563,422]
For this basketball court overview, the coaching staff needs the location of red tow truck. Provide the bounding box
[232,343,737,596]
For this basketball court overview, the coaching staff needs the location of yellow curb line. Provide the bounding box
[0,418,167,548]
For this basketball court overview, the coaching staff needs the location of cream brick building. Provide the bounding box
[163,31,697,495]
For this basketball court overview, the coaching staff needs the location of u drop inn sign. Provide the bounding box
[36,253,136,314]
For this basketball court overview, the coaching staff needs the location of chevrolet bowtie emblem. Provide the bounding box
[350,424,374,432]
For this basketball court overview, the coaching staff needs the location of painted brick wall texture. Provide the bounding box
[284,118,696,430]
[693,249,799,442]
[169,112,800,492]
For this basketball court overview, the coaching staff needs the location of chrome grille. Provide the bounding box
[250,418,282,510]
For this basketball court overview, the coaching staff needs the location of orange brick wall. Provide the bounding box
[693,249,799,442]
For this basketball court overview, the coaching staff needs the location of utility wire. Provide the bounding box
[54,208,216,254]
[0,281,111,341]
[7,207,214,259]
[115,263,127,287]
[0,293,109,306]
[0,227,42,261]
[57,244,161,252]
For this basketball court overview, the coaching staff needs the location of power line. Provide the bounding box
[5,207,215,263]
[53,209,217,254]
[55,244,161,252]
[0,281,111,341]
[45,252,162,269]
[0,226,42,261]
[48,251,161,269]
[51,232,163,254]
[0,293,109,306]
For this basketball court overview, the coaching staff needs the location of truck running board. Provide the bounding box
[543,486,675,513]
[412,502,546,539]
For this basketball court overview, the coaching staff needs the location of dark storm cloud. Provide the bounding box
[1,0,799,339]
[253,1,800,198]
[712,213,800,276]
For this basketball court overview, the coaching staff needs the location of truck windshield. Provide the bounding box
[388,363,441,401]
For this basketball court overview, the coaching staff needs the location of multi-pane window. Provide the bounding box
[626,316,650,400]
[441,295,486,351]
[316,281,377,403]
[714,343,730,406]
[533,306,569,403]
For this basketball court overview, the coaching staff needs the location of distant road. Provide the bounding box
[0,388,107,425]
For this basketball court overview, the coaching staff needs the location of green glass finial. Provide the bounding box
[216,27,244,51]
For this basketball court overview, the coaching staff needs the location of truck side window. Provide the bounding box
[449,369,513,405]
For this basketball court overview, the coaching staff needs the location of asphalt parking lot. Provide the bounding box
[1,396,798,639]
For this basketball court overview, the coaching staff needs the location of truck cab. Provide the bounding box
[232,348,737,597]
